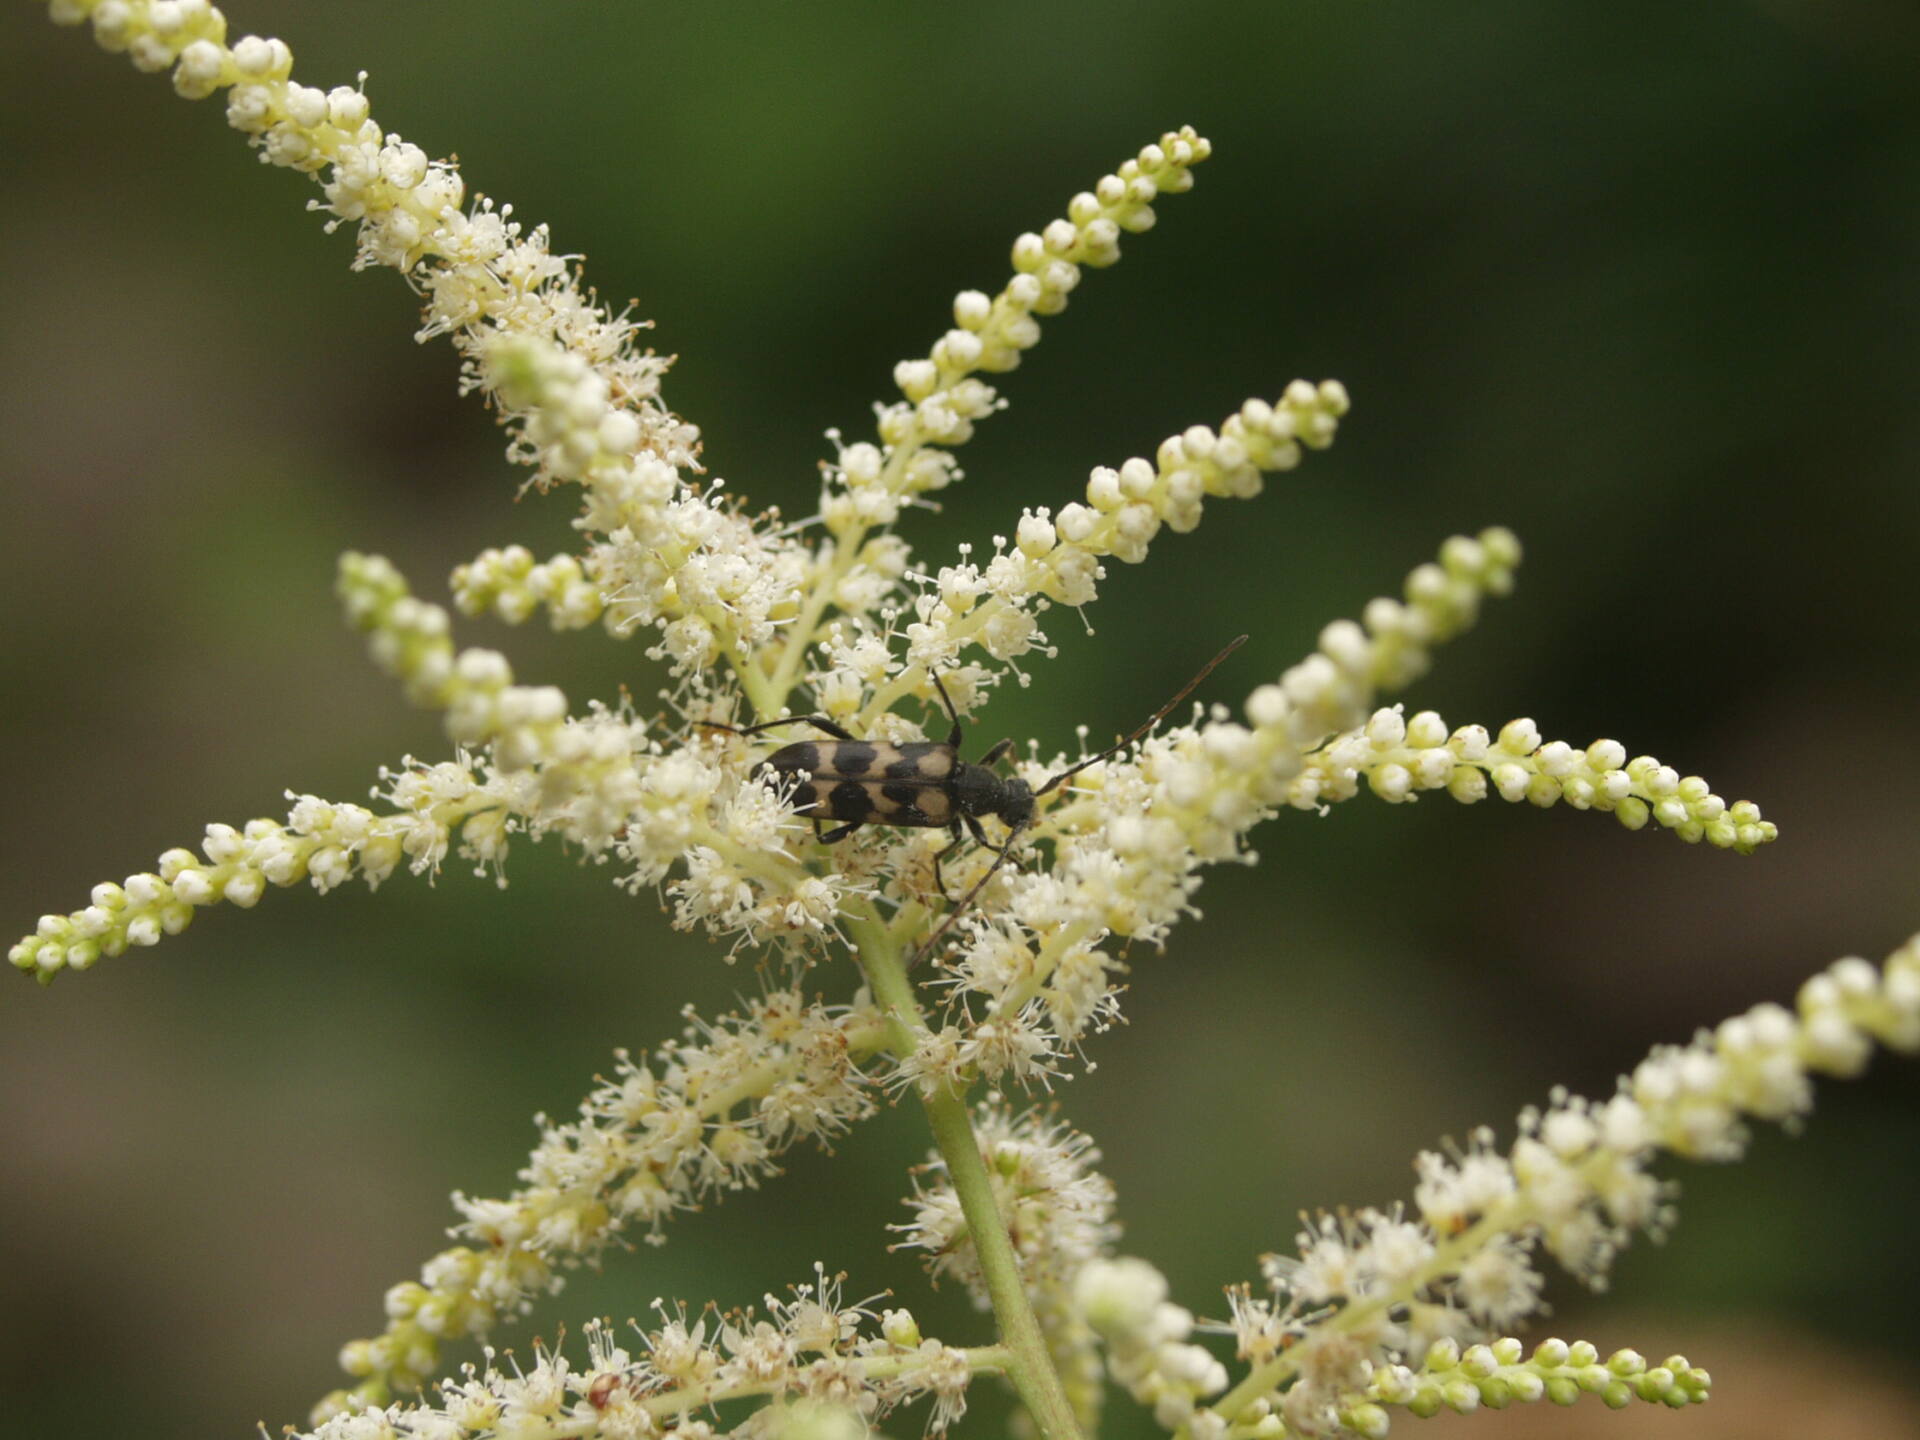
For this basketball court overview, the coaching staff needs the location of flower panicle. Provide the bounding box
[827,381,1353,751]
[318,992,893,1418]
[1201,936,1920,1436]
[308,1278,997,1440]
[9,767,502,984]
[52,0,825,679]
[913,528,1517,1059]
[1295,707,1777,853]
[19,11,1846,1440]
[53,0,692,478]
[1271,525,1523,747]
[823,127,1214,542]
[764,129,1218,715]
[1347,1336,1709,1437]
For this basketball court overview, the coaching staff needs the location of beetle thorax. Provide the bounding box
[952,764,1032,826]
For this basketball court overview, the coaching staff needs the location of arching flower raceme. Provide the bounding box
[1194,938,1920,1440]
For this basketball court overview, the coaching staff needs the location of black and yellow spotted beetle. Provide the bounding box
[711,636,1247,937]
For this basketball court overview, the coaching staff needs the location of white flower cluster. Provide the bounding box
[900,532,1519,1072]
[831,385,1351,731]
[53,0,803,675]
[475,335,807,672]
[13,528,847,981]
[62,0,689,480]
[1292,710,1777,851]
[17,551,659,981]
[894,1108,1118,1304]
[1074,1258,1229,1433]
[1202,936,1920,1438]
[9,784,472,981]
[822,128,1213,540]
[312,1275,987,1440]
[320,993,890,1418]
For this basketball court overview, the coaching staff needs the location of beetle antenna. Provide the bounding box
[908,823,1028,968]
[1034,633,1248,797]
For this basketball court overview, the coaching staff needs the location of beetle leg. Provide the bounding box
[933,822,967,899]
[931,814,996,901]
[931,671,964,748]
[971,816,1033,874]
[976,737,1016,767]
[819,820,862,843]
[910,820,1032,968]
[930,816,1017,902]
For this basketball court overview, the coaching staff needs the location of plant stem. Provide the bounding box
[725,643,781,720]
[848,903,1087,1440]
[920,1083,1087,1440]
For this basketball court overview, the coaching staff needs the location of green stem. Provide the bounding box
[763,432,935,711]
[766,532,863,709]
[848,902,1086,1440]
[725,643,782,720]
[921,1084,1086,1440]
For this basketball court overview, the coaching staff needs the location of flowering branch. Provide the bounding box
[1195,936,1920,1437]
[1288,711,1776,850]
[765,128,1214,713]
[21,8,1876,1440]
[321,992,890,1417]
[1359,1337,1711,1431]
[851,902,1088,1440]
[309,1275,1004,1440]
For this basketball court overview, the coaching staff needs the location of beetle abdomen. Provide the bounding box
[786,776,954,827]
[757,739,954,780]
[757,740,828,779]
[754,738,961,831]
[880,743,956,781]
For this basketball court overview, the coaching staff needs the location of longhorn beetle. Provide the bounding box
[710,635,1248,958]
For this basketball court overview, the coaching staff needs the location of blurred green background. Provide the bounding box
[4,2,1919,1436]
